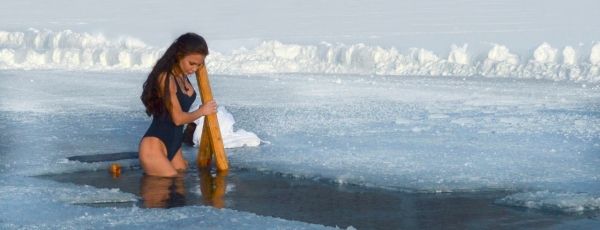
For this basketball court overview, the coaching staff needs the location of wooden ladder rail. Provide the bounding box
[195,63,229,171]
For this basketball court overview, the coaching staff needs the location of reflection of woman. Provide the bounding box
[140,175,186,208]
[139,33,217,177]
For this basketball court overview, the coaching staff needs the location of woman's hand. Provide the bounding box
[199,100,217,116]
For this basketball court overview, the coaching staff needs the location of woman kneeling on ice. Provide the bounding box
[139,33,217,177]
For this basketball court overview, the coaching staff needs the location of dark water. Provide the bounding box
[40,166,593,230]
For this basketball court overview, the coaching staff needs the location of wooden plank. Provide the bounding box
[195,63,229,171]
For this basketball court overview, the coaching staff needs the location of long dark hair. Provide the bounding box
[141,33,209,117]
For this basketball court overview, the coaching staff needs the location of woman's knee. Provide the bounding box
[174,162,188,172]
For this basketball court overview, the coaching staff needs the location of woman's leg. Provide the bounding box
[139,137,178,177]
[171,148,188,172]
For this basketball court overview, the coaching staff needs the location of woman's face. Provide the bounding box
[178,53,205,75]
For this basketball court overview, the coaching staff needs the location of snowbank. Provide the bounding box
[2,29,600,82]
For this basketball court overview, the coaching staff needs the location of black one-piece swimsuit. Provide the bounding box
[143,76,196,161]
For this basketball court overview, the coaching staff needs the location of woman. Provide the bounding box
[139,33,217,177]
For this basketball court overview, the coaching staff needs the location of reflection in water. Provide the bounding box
[140,175,186,208]
[199,169,228,208]
[44,169,579,229]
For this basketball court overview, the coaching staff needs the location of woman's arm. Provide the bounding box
[159,73,217,126]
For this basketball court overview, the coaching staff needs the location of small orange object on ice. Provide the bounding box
[110,163,121,177]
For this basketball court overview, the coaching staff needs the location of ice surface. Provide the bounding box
[497,190,600,213]
[213,74,600,214]
[1,177,137,205]
[7,70,592,215]
[2,69,599,218]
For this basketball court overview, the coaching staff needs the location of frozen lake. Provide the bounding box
[1,70,599,228]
